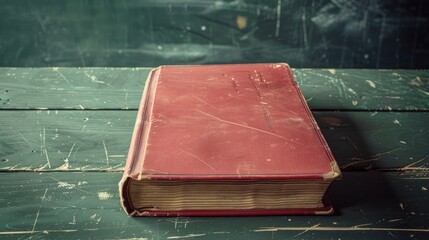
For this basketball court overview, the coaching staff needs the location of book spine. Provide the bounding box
[119,67,162,215]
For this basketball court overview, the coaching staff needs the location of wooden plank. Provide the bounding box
[314,111,429,171]
[0,110,135,171]
[0,111,427,171]
[1,68,428,110]
[0,172,428,239]
[295,69,429,111]
[0,67,150,110]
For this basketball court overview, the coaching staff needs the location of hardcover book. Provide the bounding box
[119,63,341,216]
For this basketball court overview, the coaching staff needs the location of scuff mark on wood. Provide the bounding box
[388,219,402,223]
[30,209,40,238]
[0,228,100,235]
[365,80,376,88]
[293,223,320,238]
[41,188,49,202]
[103,140,109,166]
[253,226,429,233]
[53,67,73,88]
[167,233,206,239]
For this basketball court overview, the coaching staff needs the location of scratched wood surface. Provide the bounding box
[0,111,427,171]
[0,68,149,110]
[295,69,429,111]
[0,172,428,239]
[1,68,428,111]
[0,68,428,240]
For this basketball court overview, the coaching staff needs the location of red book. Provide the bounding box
[119,63,341,216]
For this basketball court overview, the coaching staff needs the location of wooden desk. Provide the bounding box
[1,68,428,239]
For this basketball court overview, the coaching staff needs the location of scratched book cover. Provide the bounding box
[119,63,341,216]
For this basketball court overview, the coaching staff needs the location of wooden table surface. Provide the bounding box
[0,68,428,239]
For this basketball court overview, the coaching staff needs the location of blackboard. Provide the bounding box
[0,0,428,68]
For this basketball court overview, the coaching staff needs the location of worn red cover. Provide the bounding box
[120,63,341,216]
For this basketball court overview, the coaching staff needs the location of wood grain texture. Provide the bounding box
[0,172,428,239]
[1,68,428,110]
[0,111,427,171]
[314,111,429,171]
[295,69,429,111]
[0,67,150,110]
[0,110,135,171]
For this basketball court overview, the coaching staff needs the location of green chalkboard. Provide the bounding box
[0,0,428,68]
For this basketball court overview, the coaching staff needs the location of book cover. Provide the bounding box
[119,63,341,216]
